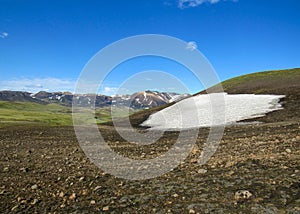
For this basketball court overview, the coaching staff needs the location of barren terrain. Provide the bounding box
[1,69,300,213]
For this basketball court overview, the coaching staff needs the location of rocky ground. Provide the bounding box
[1,120,299,213]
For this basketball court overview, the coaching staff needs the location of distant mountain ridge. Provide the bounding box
[0,90,190,109]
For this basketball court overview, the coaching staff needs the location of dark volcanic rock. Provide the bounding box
[0,91,45,104]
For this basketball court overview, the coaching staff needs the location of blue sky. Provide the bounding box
[0,0,299,95]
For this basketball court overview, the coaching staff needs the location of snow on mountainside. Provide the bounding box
[0,90,189,109]
[141,93,285,130]
[116,91,190,109]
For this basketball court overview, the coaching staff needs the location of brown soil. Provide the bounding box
[1,121,299,213]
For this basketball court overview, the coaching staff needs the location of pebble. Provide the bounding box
[90,200,96,205]
[234,190,253,202]
[286,148,292,153]
[198,169,207,174]
[93,186,101,191]
[11,205,19,211]
[20,167,29,172]
[189,209,196,214]
[172,193,179,198]
[79,176,85,182]
[190,159,198,163]
[102,206,110,211]
[69,193,76,200]
[31,184,38,190]
[31,198,39,205]
[59,192,64,197]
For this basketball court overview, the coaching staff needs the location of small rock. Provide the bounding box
[189,209,196,214]
[285,148,292,153]
[198,169,207,174]
[90,200,96,205]
[3,167,9,172]
[20,167,29,172]
[31,184,38,190]
[93,186,101,191]
[172,193,179,198]
[11,205,19,211]
[31,198,39,205]
[58,168,63,172]
[59,192,64,197]
[103,206,110,211]
[81,189,88,195]
[69,193,76,200]
[234,190,253,202]
[190,159,198,163]
[79,176,85,182]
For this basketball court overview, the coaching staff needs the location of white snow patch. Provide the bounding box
[141,93,285,130]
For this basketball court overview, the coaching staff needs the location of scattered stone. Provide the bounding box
[93,186,101,191]
[31,184,38,190]
[90,200,96,205]
[190,159,198,163]
[172,193,179,198]
[285,148,292,153]
[234,190,253,202]
[81,189,88,195]
[189,209,196,214]
[225,161,235,168]
[59,192,64,198]
[3,167,9,172]
[102,205,110,211]
[69,193,76,200]
[20,167,29,172]
[198,169,207,174]
[31,198,39,205]
[79,176,85,182]
[11,205,19,211]
[58,168,63,172]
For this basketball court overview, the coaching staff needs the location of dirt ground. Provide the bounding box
[1,120,299,213]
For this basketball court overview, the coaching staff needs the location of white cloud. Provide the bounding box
[0,77,76,93]
[0,32,8,39]
[178,0,236,9]
[186,41,197,51]
[101,86,119,95]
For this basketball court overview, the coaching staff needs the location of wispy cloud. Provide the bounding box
[178,0,237,9]
[0,32,8,39]
[186,41,197,51]
[0,78,76,93]
[101,86,119,95]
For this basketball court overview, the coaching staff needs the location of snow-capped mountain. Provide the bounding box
[0,90,190,109]
[113,91,190,109]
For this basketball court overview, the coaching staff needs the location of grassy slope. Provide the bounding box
[215,68,300,94]
[0,102,73,126]
[0,101,136,127]
[128,68,300,127]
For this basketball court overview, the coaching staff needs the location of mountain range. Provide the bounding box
[0,90,190,110]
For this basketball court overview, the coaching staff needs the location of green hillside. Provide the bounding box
[0,101,134,127]
[0,102,73,126]
[219,68,300,94]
